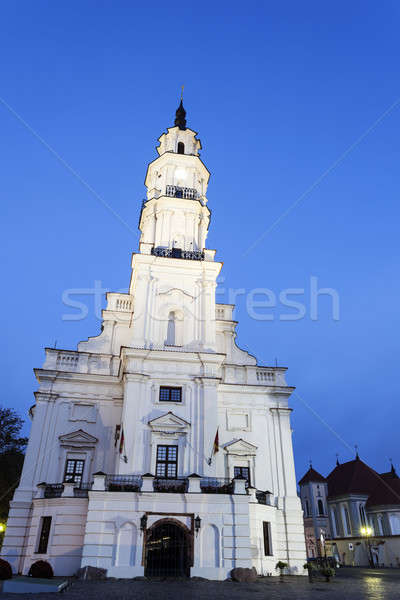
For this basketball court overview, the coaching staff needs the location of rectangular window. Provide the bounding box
[64,459,85,484]
[156,445,178,478]
[234,466,251,486]
[263,521,272,556]
[37,516,52,554]
[159,386,182,403]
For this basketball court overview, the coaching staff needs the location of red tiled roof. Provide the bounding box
[299,467,326,485]
[327,458,400,507]
[327,457,380,497]
[367,477,400,507]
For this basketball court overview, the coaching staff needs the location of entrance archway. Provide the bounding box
[145,519,190,577]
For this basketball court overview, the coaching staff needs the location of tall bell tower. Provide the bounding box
[129,101,221,351]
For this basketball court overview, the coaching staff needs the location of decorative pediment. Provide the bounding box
[59,429,98,448]
[224,438,257,456]
[148,411,190,432]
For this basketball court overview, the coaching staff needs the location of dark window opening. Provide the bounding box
[305,499,310,517]
[234,466,250,486]
[159,386,182,403]
[318,499,325,515]
[37,516,52,554]
[177,142,185,154]
[263,521,272,556]
[156,445,178,478]
[64,459,85,484]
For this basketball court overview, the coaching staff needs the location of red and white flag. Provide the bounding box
[119,427,124,455]
[213,428,219,454]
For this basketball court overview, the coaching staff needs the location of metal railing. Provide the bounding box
[73,483,92,498]
[166,185,198,200]
[153,478,188,493]
[43,482,92,498]
[200,477,234,494]
[151,247,204,261]
[105,475,142,492]
[44,484,64,498]
[256,490,272,505]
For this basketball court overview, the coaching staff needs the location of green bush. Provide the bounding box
[320,567,335,581]
[275,561,288,572]
[28,560,53,579]
[0,558,12,580]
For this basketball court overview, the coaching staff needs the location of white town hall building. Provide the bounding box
[2,102,306,579]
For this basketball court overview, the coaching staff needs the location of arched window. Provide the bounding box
[177,142,185,154]
[331,507,339,537]
[318,499,324,516]
[341,506,351,535]
[305,500,310,517]
[165,310,183,347]
[359,504,366,526]
[166,312,176,346]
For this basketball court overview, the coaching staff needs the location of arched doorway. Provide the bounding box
[145,520,190,577]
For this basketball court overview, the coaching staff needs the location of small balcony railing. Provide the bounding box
[256,490,272,505]
[151,247,205,261]
[200,477,234,494]
[105,475,142,492]
[44,482,92,498]
[166,185,198,200]
[44,484,64,498]
[153,478,189,493]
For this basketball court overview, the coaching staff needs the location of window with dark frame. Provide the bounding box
[159,386,182,403]
[37,516,52,554]
[234,466,251,486]
[64,459,85,484]
[263,521,272,556]
[156,445,178,478]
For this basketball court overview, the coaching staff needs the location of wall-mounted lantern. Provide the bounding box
[140,514,148,533]
[194,515,201,536]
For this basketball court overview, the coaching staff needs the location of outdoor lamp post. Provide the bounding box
[140,514,148,534]
[360,526,373,567]
[194,515,201,536]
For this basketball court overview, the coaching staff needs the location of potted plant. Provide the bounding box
[275,561,287,581]
[304,562,313,582]
[320,566,335,582]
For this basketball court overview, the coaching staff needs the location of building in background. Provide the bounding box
[299,457,400,567]
[1,102,306,579]
[298,466,330,559]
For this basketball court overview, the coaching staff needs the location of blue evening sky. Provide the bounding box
[1,1,399,482]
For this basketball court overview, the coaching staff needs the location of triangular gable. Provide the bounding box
[148,411,190,431]
[224,438,257,455]
[59,429,98,446]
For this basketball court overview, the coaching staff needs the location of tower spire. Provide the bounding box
[174,88,187,130]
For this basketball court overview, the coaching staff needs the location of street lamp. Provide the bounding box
[360,526,373,567]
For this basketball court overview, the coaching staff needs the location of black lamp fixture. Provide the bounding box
[140,514,148,533]
[194,515,201,535]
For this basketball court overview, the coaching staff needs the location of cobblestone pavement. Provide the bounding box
[1,568,400,599]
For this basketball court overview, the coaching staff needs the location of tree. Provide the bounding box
[0,407,28,529]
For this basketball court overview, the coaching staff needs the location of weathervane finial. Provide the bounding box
[355,444,359,459]
[181,84,184,101]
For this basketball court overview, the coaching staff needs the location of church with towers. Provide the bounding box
[1,101,306,579]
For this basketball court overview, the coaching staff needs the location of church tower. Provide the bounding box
[1,101,307,580]
[129,101,220,351]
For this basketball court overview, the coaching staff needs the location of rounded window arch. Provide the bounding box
[165,310,184,347]
[177,141,185,154]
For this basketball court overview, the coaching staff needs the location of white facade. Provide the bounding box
[1,104,306,579]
